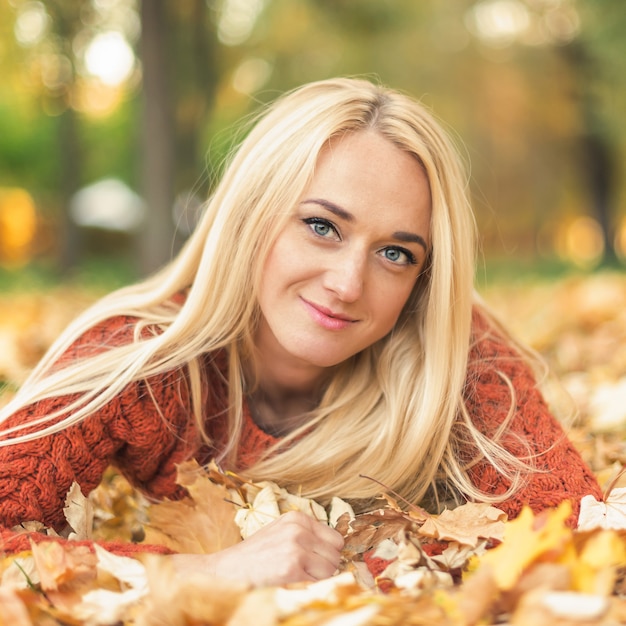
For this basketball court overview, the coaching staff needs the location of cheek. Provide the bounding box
[375,281,418,328]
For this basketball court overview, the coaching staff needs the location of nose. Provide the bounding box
[322,250,366,303]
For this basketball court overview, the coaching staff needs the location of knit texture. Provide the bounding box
[0,309,602,561]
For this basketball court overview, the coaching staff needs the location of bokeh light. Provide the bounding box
[0,189,38,267]
[217,0,266,46]
[555,216,605,269]
[84,31,135,86]
[14,1,49,47]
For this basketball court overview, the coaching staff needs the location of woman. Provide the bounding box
[0,77,601,586]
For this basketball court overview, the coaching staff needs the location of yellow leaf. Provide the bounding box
[477,502,572,590]
[572,530,626,595]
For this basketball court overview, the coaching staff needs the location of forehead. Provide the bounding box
[308,130,431,237]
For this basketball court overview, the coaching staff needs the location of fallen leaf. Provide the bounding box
[30,540,97,592]
[72,545,149,625]
[476,502,573,591]
[143,464,241,553]
[135,553,247,626]
[578,488,626,531]
[63,482,94,541]
[342,508,414,558]
[418,502,506,547]
[572,530,626,595]
[234,484,281,538]
[329,497,355,529]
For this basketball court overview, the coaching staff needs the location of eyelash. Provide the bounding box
[302,217,418,266]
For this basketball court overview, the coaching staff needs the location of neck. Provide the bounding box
[243,359,332,438]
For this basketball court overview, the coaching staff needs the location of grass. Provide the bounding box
[0,257,137,294]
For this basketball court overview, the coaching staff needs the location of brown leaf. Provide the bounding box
[341,508,414,558]
[143,463,241,554]
[63,482,94,541]
[418,503,506,547]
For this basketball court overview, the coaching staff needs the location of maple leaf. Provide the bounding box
[418,502,507,547]
[572,530,626,595]
[475,501,573,591]
[143,462,241,553]
[431,540,489,571]
[278,488,328,522]
[578,489,626,531]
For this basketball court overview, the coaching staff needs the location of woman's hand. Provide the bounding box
[168,510,344,587]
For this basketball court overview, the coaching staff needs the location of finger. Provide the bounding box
[311,520,345,551]
[279,511,345,550]
[302,550,341,581]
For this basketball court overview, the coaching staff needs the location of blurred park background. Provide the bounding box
[0,0,625,483]
[1,0,625,286]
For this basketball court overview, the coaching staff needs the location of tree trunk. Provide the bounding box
[138,0,176,276]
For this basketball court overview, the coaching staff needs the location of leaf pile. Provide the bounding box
[2,461,626,624]
[1,271,626,623]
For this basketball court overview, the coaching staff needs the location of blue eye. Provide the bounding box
[303,218,340,240]
[382,247,417,265]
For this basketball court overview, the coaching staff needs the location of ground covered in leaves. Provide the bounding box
[0,269,626,625]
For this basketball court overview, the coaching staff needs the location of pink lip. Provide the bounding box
[301,298,357,330]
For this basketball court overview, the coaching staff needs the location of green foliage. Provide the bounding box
[0,99,59,191]
[0,0,625,267]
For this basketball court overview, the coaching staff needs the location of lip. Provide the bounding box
[301,297,357,330]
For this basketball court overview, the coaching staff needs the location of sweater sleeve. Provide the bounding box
[462,309,603,524]
[0,316,200,557]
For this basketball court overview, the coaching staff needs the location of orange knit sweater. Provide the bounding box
[0,309,602,559]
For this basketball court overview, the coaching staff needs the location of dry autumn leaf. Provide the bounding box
[135,554,247,626]
[30,540,97,592]
[2,272,626,625]
[142,463,242,553]
[476,502,573,591]
[63,481,94,541]
[578,488,626,531]
[418,502,507,547]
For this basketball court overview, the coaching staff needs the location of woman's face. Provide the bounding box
[255,130,432,378]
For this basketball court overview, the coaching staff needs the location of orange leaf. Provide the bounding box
[143,462,241,554]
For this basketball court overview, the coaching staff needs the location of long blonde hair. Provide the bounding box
[0,77,529,508]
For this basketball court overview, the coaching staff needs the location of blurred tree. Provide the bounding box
[139,0,175,276]
[139,0,219,275]
[1,0,625,273]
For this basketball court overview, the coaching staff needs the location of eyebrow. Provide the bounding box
[301,198,353,222]
[300,198,429,252]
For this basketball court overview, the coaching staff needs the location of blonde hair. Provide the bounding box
[0,77,530,509]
